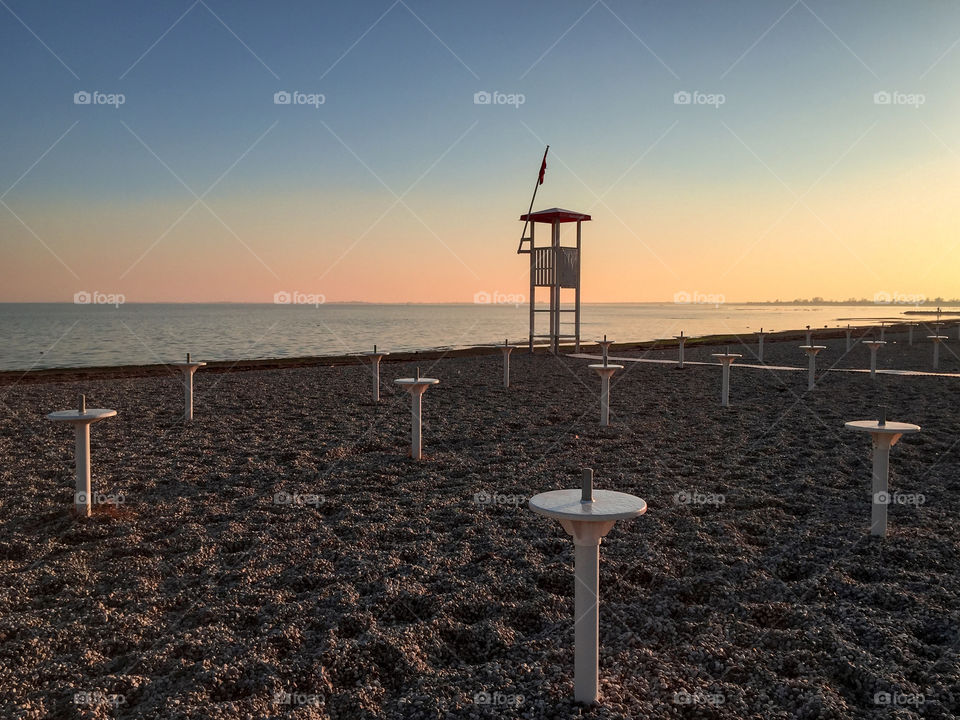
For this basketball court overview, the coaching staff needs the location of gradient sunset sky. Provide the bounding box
[2,0,960,303]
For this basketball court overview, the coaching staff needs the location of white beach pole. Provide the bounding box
[675,331,686,369]
[805,325,812,346]
[799,344,826,390]
[879,322,886,342]
[907,323,916,346]
[711,349,741,407]
[589,355,623,426]
[844,412,920,537]
[597,335,613,365]
[862,340,885,379]
[362,345,389,402]
[928,335,947,370]
[394,367,439,460]
[757,328,764,363]
[46,394,117,516]
[845,324,853,352]
[171,353,206,421]
[529,469,646,704]
[501,339,516,388]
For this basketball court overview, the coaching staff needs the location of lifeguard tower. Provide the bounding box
[517,208,590,353]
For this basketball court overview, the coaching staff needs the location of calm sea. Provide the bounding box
[0,303,940,371]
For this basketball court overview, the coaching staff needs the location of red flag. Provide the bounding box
[538,154,547,185]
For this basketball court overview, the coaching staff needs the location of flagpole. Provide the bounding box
[517,145,549,252]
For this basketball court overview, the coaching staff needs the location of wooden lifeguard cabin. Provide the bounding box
[517,208,590,353]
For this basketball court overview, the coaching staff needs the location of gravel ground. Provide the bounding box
[0,337,958,719]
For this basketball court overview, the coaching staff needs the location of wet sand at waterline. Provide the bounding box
[1,334,958,719]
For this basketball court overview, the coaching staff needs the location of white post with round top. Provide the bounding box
[171,353,206,421]
[711,350,741,407]
[394,368,439,460]
[907,323,917,345]
[500,339,516,388]
[799,344,826,390]
[46,395,117,516]
[588,356,623,426]
[844,412,920,536]
[862,340,885,378]
[845,324,853,352]
[362,345,389,402]
[757,328,764,363]
[597,335,613,365]
[529,469,647,705]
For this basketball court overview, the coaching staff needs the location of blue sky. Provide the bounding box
[2,1,960,301]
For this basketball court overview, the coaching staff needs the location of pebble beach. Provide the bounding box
[1,328,958,719]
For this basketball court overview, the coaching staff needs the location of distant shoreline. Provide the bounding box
[4,320,955,385]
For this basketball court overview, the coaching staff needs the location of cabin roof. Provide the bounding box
[519,208,592,224]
